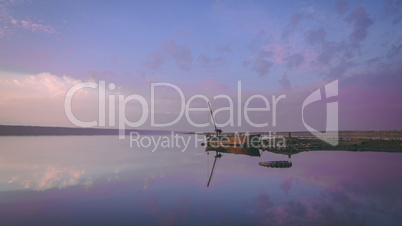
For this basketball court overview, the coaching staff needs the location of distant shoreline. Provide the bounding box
[0,124,400,138]
[0,125,177,136]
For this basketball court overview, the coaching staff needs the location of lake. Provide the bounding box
[0,135,401,225]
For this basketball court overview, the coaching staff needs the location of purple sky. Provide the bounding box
[0,0,401,131]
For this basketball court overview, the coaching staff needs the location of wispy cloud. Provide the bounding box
[279,72,291,92]
[0,1,56,37]
[19,20,56,34]
[305,27,326,45]
[333,0,348,14]
[252,50,274,77]
[197,54,226,68]
[142,52,164,70]
[346,7,374,45]
[281,13,305,41]
[0,72,82,98]
[163,40,193,71]
[285,53,305,69]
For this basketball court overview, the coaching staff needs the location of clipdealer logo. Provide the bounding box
[302,80,339,146]
[64,81,286,139]
[64,79,339,146]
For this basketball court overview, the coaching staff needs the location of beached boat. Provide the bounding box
[205,102,261,148]
[206,133,261,147]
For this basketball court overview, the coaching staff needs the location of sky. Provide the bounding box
[0,0,401,132]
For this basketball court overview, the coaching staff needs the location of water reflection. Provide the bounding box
[206,145,261,157]
[258,161,292,168]
[0,135,401,225]
[206,146,261,187]
[205,145,295,187]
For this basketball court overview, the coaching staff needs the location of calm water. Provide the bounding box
[0,135,401,225]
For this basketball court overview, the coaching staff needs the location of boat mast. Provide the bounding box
[208,101,222,136]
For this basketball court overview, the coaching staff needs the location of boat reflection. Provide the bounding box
[205,145,261,187]
[258,160,292,168]
[205,144,300,187]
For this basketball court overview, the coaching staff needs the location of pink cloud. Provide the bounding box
[20,20,56,34]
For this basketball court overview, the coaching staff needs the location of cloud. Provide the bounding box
[252,50,274,77]
[365,56,381,65]
[0,72,100,126]
[382,0,402,20]
[346,7,374,45]
[0,1,13,38]
[305,27,326,45]
[20,20,56,34]
[305,8,373,71]
[248,30,268,52]
[393,15,402,24]
[317,40,347,64]
[279,72,291,92]
[343,58,402,91]
[303,8,373,70]
[285,53,305,69]
[387,43,402,58]
[0,1,56,38]
[143,52,164,70]
[289,13,305,28]
[0,72,82,98]
[163,40,193,71]
[326,60,355,78]
[334,0,348,14]
[197,54,226,68]
[281,13,305,40]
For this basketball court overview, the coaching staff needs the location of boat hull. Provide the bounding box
[206,134,261,148]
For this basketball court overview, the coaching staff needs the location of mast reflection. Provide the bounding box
[205,145,261,187]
